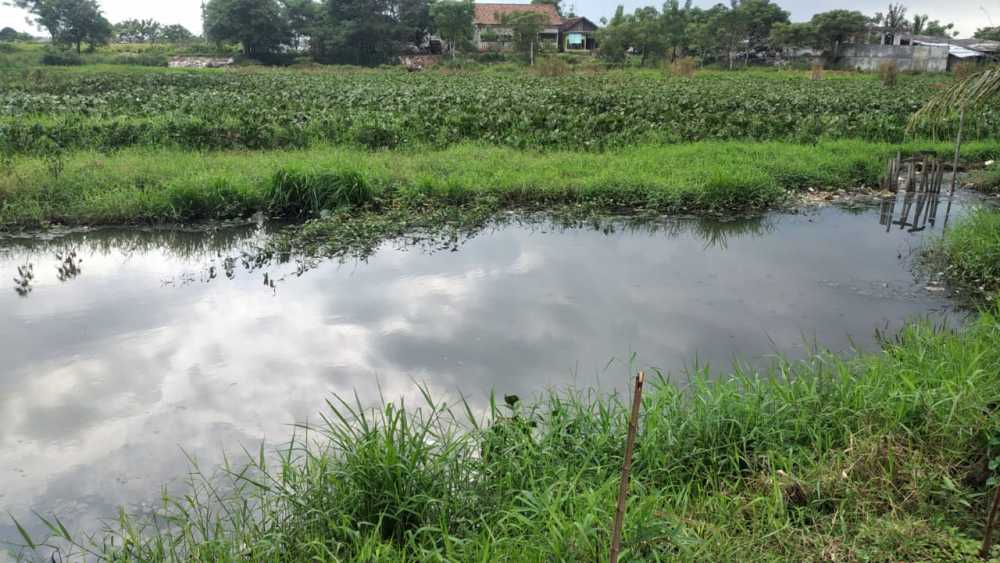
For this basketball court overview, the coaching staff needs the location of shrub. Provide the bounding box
[534,56,570,77]
[879,60,898,87]
[41,48,83,66]
[110,53,168,67]
[810,63,824,81]
[475,51,507,63]
[954,61,979,80]
[268,168,374,216]
[351,118,402,149]
[0,42,16,54]
[669,57,697,78]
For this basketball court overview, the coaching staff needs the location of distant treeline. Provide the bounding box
[5,0,996,66]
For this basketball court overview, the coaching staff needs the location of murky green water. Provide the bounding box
[0,194,975,554]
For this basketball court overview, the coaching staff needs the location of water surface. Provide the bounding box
[0,195,974,554]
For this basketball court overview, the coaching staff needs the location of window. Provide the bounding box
[567,33,585,49]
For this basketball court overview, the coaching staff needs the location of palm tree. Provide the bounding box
[909,68,1000,194]
[911,68,1000,122]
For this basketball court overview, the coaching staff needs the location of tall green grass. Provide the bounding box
[1,140,997,229]
[18,312,1000,561]
[935,208,1000,297]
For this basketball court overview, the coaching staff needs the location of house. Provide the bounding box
[910,36,1000,70]
[558,17,599,52]
[472,3,598,53]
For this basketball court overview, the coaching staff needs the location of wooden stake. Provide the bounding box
[980,483,1000,559]
[950,108,965,197]
[610,371,645,563]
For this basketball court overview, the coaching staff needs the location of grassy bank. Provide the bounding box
[3,140,999,230]
[19,308,1000,561]
[933,207,1000,300]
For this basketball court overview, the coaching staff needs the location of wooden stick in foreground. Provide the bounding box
[610,371,645,563]
[980,482,1000,559]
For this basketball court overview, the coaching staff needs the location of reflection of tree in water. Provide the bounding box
[56,251,82,282]
[13,263,33,297]
[2,225,266,297]
[1,213,774,295]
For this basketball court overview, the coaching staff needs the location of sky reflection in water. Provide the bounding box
[0,201,969,551]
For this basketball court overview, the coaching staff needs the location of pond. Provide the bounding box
[0,193,977,554]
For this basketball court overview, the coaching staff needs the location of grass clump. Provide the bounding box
[17,311,1000,561]
[268,168,374,216]
[934,207,1000,298]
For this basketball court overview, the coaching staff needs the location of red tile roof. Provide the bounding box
[473,3,562,26]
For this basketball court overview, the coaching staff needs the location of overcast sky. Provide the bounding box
[0,0,995,37]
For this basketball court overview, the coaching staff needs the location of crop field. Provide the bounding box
[0,66,994,154]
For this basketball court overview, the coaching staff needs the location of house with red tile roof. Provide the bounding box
[472,3,598,53]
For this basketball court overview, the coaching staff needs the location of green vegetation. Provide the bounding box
[3,140,998,229]
[19,307,1000,561]
[934,208,1000,299]
[0,65,992,155]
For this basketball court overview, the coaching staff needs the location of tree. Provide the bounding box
[430,0,473,58]
[312,0,414,66]
[281,0,319,50]
[500,11,545,63]
[10,0,112,52]
[768,21,814,54]
[735,0,788,57]
[160,24,195,43]
[661,0,693,62]
[397,0,432,46]
[114,18,162,43]
[531,0,560,17]
[872,3,909,44]
[687,3,746,69]
[810,10,866,58]
[976,27,1000,41]
[596,5,629,64]
[204,0,291,56]
[0,26,18,41]
[923,19,957,38]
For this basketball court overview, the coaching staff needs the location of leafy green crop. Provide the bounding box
[0,68,993,153]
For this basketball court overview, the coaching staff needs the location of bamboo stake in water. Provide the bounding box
[950,108,965,197]
[610,371,645,563]
[980,483,1000,559]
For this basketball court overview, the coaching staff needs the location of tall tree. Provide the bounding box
[661,0,693,62]
[430,0,473,58]
[312,0,410,66]
[281,0,319,50]
[10,0,112,52]
[596,5,630,64]
[873,3,909,44]
[768,21,814,55]
[734,0,788,63]
[810,10,866,58]
[0,26,18,41]
[500,11,545,62]
[688,3,746,69]
[204,0,291,56]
